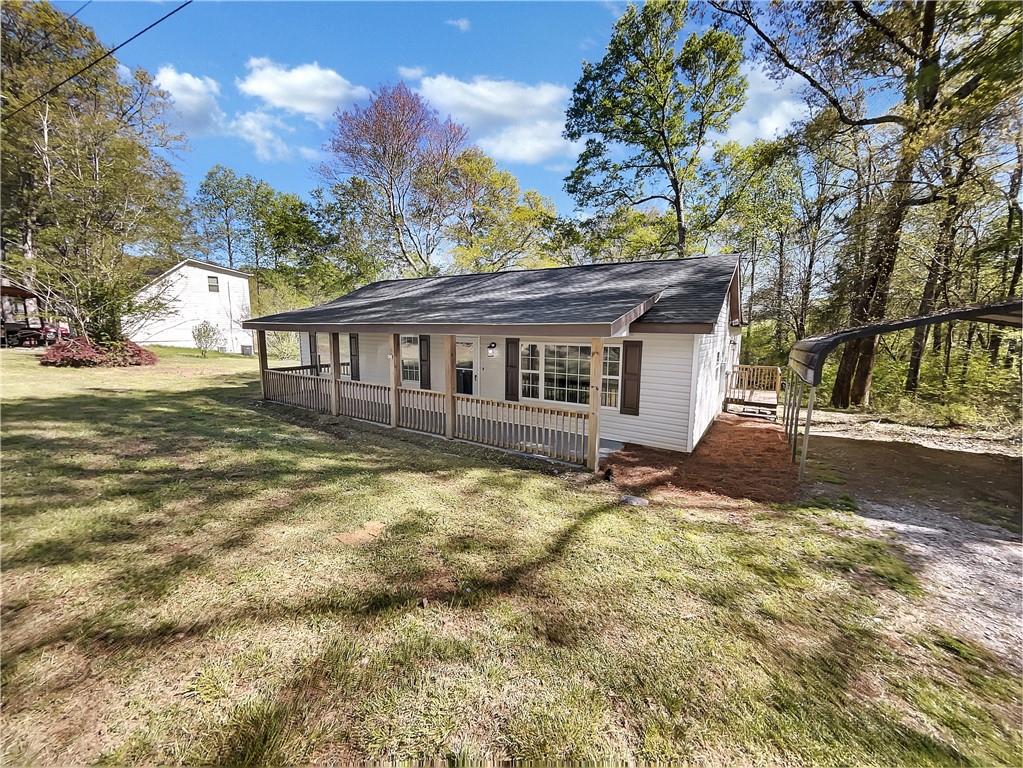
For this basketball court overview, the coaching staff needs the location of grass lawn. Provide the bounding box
[2,346,1020,765]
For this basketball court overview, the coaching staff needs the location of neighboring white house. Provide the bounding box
[129,259,253,353]
[248,253,743,461]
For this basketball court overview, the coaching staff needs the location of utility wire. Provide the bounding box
[3,0,192,122]
[65,1,93,22]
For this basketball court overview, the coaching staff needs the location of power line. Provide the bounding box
[65,1,93,22]
[3,0,192,122]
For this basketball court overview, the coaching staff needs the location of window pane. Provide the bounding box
[207,276,219,292]
[602,378,619,407]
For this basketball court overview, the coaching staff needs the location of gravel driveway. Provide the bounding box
[806,412,1022,671]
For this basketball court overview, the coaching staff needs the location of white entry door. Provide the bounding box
[455,336,478,395]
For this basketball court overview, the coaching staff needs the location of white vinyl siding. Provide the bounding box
[599,333,694,453]
[688,293,735,450]
[128,262,252,353]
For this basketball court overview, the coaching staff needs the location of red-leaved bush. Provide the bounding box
[40,338,157,367]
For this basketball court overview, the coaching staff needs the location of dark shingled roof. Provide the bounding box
[244,252,739,333]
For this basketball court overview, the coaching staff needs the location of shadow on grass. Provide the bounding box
[2,371,1016,764]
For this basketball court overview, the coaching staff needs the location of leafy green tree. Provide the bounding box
[448,150,558,272]
[564,0,747,257]
[194,165,250,269]
[1,0,187,343]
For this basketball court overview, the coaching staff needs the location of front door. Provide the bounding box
[455,337,477,395]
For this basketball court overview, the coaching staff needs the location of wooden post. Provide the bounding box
[306,332,318,375]
[444,334,456,438]
[587,337,603,471]
[256,329,268,400]
[389,333,400,428]
[798,386,816,481]
[329,332,341,416]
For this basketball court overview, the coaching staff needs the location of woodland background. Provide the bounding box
[2,0,1021,426]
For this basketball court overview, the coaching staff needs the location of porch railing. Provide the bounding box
[263,369,333,413]
[261,367,590,464]
[453,395,588,464]
[397,388,446,435]
[337,379,390,425]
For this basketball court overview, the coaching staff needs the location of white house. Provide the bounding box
[243,253,742,468]
[130,259,253,353]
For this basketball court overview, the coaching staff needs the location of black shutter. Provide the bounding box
[419,335,431,390]
[620,340,642,415]
[505,338,519,401]
[349,333,360,381]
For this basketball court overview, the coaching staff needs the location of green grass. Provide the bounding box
[2,347,1020,765]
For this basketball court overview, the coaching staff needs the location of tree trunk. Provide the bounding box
[774,228,786,358]
[906,188,959,391]
[845,145,918,407]
[673,192,687,258]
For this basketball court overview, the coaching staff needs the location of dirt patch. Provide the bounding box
[604,413,798,503]
[335,520,385,546]
[809,409,1021,457]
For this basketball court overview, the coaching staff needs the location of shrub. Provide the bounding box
[192,320,224,358]
[40,338,157,367]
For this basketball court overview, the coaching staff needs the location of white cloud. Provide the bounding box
[445,18,471,32]
[478,120,575,165]
[417,74,579,164]
[297,146,321,161]
[721,64,807,145]
[237,57,369,123]
[397,65,426,80]
[229,111,292,161]
[155,65,224,133]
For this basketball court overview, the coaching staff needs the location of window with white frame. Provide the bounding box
[400,335,420,382]
[207,275,219,292]
[520,343,541,398]
[520,342,624,407]
[602,345,622,407]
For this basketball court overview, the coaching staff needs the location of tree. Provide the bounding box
[1,1,187,343]
[191,320,223,357]
[322,83,468,276]
[448,150,558,272]
[194,165,250,269]
[713,0,1023,406]
[564,0,746,257]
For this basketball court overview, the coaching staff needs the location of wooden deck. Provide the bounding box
[725,365,782,418]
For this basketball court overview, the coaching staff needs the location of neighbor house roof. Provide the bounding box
[243,252,740,337]
[141,258,252,289]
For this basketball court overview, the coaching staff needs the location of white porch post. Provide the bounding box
[256,329,268,400]
[329,332,341,416]
[587,337,603,471]
[389,333,400,428]
[444,334,456,438]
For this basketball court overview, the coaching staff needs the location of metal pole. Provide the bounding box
[791,381,803,462]
[798,386,817,480]
[785,370,793,441]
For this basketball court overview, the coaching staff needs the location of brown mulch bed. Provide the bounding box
[604,413,798,503]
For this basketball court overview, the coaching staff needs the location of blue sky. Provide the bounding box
[57,1,804,213]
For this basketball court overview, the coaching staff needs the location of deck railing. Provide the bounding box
[727,364,782,400]
[263,369,333,413]
[453,395,588,464]
[336,379,390,424]
[397,388,446,435]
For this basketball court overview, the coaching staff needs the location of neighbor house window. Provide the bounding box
[602,345,622,407]
[400,335,420,382]
[207,276,219,292]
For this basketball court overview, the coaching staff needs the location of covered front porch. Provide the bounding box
[255,330,599,467]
